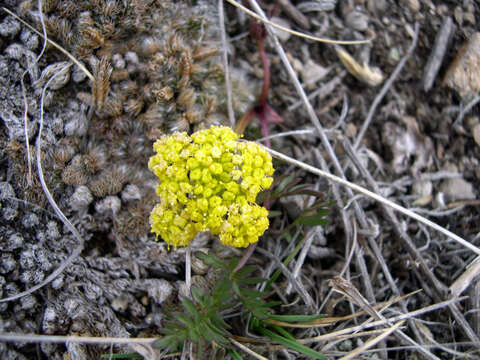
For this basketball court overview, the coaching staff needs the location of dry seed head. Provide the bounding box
[34,62,72,90]
[142,38,162,56]
[62,164,88,186]
[178,51,193,77]
[91,56,113,112]
[169,115,189,132]
[52,144,76,164]
[81,26,104,49]
[176,74,190,91]
[110,68,129,82]
[193,45,219,62]
[76,91,93,106]
[44,16,72,46]
[124,98,143,117]
[153,86,174,103]
[177,88,196,109]
[102,96,124,118]
[41,0,57,14]
[102,0,120,18]
[185,106,204,124]
[164,33,184,56]
[119,80,138,95]
[78,11,94,30]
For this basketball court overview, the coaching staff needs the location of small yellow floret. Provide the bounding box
[148,126,274,248]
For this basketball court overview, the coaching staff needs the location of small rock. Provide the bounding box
[345,11,369,31]
[345,123,357,138]
[301,60,330,88]
[411,180,433,206]
[270,17,291,42]
[443,32,480,100]
[412,180,432,197]
[473,124,480,147]
[439,178,476,202]
[404,0,420,13]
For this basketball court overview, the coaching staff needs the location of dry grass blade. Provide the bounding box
[338,321,405,360]
[263,146,480,257]
[330,276,382,320]
[266,290,422,328]
[226,0,370,45]
[297,296,467,345]
[450,256,480,297]
[230,338,268,360]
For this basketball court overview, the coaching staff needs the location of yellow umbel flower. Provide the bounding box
[149,126,274,248]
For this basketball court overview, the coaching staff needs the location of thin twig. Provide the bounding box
[338,321,405,360]
[264,146,480,257]
[230,338,268,360]
[0,333,154,345]
[453,93,480,127]
[257,128,315,142]
[225,0,370,45]
[1,7,94,81]
[354,23,419,149]
[20,0,49,186]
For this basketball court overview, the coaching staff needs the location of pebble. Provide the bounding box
[443,32,480,100]
[270,17,291,42]
[473,124,480,147]
[439,178,476,202]
[345,11,369,31]
[301,59,330,88]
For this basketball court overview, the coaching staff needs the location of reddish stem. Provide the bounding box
[257,37,270,107]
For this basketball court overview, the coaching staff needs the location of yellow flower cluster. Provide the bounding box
[148,126,274,248]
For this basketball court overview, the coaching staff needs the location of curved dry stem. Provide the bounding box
[0,65,85,303]
[1,7,94,81]
[0,333,154,345]
[263,146,480,257]
[225,0,371,45]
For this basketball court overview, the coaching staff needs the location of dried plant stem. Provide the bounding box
[263,146,480,257]
[353,23,419,149]
[230,338,268,360]
[338,321,405,360]
[0,65,85,304]
[225,0,370,45]
[0,333,154,345]
[1,7,94,81]
[20,0,49,186]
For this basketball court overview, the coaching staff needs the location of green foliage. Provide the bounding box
[150,251,329,358]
